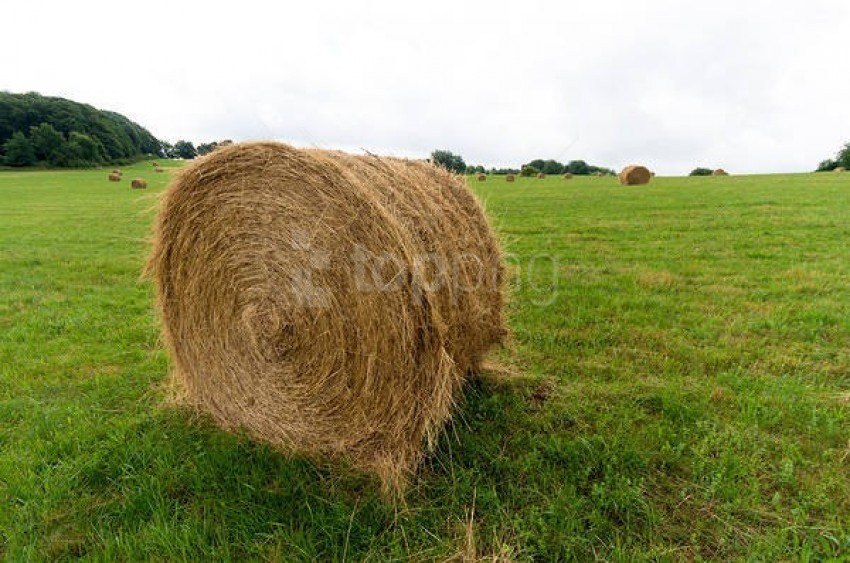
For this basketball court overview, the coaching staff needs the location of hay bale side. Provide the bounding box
[145,141,506,492]
[108,173,121,182]
[536,172,546,179]
[131,178,147,189]
[618,165,652,185]
[712,168,729,176]
[505,174,515,182]
[476,173,486,181]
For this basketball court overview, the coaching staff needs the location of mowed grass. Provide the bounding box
[1,164,848,560]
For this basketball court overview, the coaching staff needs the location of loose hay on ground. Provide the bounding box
[145,141,507,493]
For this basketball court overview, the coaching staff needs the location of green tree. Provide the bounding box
[430,150,466,174]
[816,159,837,172]
[174,140,197,159]
[566,160,590,175]
[67,131,104,165]
[29,123,67,165]
[520,164,539,177]
[689,167,713,176]
[836,142,850,169]
[3,131,36,166]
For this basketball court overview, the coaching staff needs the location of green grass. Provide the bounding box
[1,165,848,560]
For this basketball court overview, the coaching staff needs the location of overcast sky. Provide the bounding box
[4,0,850,174]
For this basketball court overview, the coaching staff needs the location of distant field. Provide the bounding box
[1,165,848,559]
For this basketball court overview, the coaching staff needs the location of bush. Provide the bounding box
[689,167,713,176]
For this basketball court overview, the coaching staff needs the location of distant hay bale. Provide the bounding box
[152,162,159,167]
[562,173,573,179]
[112,169,122,175]
[618,165,652,185]
[595,171,605,177]
[145,141,506,493]
[108,173,121,182]
[650,172,656,177]
[155,167,166,173]
[131,178,147,189]
[536,172,546,179]
[505,174,515,182]
[477,173,487,181]
[712,169,729,176]
[834,167,846,173]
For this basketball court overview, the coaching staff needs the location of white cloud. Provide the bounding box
[3,0,850,174]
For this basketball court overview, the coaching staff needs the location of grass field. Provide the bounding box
[1,164,848,560]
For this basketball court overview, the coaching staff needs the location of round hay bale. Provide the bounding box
[594,171,605,177]
[562,173,573,180]
[618,165,652,185]
[505,174,515,183]
[476,173,486,181]
[834,166,846,173]
[145,141,506,492]
[131,178,147,189]
[152,162,159,167]
[536,172,546,179]
[712,168,729,176]
[112,169,122,175]
[155,167,166,173]
[108,173,121,182]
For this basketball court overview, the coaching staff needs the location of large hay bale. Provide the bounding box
[108,173,121,182]
[536,172,546,179]
[476,173,486,181]
[131,178,147,189]
[562,173,573,179]
[712,168,729,176]
[618,165,652,185]
[145,141,506,492]
[505,174,515,183]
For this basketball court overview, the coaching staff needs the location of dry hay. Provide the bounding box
[155,167,166,173]
[618,165,652,185]
[712,168,729,176]
[505,174,515,182]
[476,173,487,181]
[536,172,546,179]
[131,178,147,189]
[562,173,573,179]
[145,141,507,493]
[834,167,846,173]
[112,169,122,175]
[108,173,121,182]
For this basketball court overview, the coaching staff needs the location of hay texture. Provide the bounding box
[476,173,487,181]
[155,167,166,173]
[562,173,573,180]
[131,178,147,189]
[618,165,652,185]
[536,172,546,179]
[112,169,122,175]
[145,141,506,492]
[834,167,846,173]
[505,174,515,182]
[108,173,121,182]
[713,169,729,176]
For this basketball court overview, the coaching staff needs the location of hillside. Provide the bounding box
[0,91,160,167]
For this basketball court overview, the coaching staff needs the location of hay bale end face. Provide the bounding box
[131,178,147,189]
[505,174,515,182]
[536,172,546,179]
[145,142,506,492]
[618,165,652,185]
[476,173,486,181]
[713,169,729,176]
[108,173,121,182]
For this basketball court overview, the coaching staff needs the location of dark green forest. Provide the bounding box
[0,92,160,167]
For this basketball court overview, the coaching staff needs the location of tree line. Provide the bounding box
[0,92,160,167]
[430,150,615,176]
